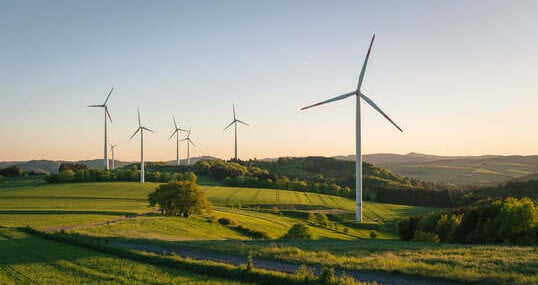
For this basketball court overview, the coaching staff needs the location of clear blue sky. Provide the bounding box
[1,0,538,161]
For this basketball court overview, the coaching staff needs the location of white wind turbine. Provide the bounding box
[301,35,403,223]
[223,104,249,161]
[109,142,119,170]
[88,87,114,170]
[169,116,189,166]
[129,109,155,183]
[180,129,195,165]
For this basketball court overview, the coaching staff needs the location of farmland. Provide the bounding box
[1,180,537,284]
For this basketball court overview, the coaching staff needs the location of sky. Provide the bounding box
[1,0,538,161]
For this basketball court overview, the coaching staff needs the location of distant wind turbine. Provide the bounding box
[223,104,249,161]
[129,109,155,183]
[301,35,403,223]
[169,116,189,166]
[109,142,119,170]
[180,129,195,165]
[88,87,114,170]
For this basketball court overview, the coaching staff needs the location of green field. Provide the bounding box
[0,227,245,285]
[2,180,536,284]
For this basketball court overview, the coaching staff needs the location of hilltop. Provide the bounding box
[335,153,538,186]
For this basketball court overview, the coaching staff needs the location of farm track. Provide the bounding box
[115,242,462,285]
[42,210,158,232]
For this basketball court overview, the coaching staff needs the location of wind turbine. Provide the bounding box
[129,109,154,183]
[88,87,114,170]
[109,142,119,170]
[169,116,189,166]
[180,129,195,165]
[223,104,249,161]
[300,35,403,223]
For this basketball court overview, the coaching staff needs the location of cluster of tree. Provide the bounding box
[46,163,197,184]
[148,180,210,217]
[399,197,538,245]
[0,165,25,177]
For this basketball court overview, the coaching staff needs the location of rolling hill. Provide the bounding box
[336,153,538,186]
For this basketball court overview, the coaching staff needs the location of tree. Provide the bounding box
[148,181,210,218]
[496,197,538,244]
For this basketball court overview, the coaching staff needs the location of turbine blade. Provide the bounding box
[300,91,356,111]
[87,104,103,107]
[173,116,178,129]
[189,139,196,146]
[223,121,235,131]
[137,109,141,127]
[104,87,114,105]
[129,128,140,140]
[357,34,375,91]
[233,104,236,120]
[169,129,178,140]
[142,127,155,133]
[236,119,249,126]
[360,93,403,132]
[105,106,112,123]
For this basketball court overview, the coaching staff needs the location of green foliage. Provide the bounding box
[148,181,210,217]
[246,253,254,271]
[319,267,336,285]
[495,197,538,244]
[402,197,538,245]
[0,165,25,177]
[282,223,313,240]
[218,217,237,226]
[369,231,378,239]
[46,166,197,184]
[294,265,316,282]
[411,230,440,243]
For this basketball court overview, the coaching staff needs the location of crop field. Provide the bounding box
[0,227,246,285]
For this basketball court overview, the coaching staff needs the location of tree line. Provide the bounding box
[398,197,538,245]
[45,163,197,184]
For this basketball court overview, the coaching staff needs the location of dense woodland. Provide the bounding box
[399,197,538,245]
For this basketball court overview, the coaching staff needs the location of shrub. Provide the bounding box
[235,225,271,239]
[319,267,336,285]
[411,230,440,243]
[294,264,315,282]
[369,230,378,239]
[217,217,236,226]
[398,216,422,241]
[282,223,313,240]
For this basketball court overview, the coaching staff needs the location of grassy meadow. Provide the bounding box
[1,179,537,284]
[0,227,246,285]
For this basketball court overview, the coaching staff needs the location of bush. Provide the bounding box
[234,225,271,239]
[217,217,236,226]
[369,230,378,239]
[294,265,315,282]
[411,230,440,243]
[319,267,336,285]
[282,223,313,240]
[398,216,422,241]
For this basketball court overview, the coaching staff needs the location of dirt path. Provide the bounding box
[115,242,461,285]
[42,210,159,232]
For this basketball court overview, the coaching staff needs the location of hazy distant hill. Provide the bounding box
[334,153,538,186]
[0,156,220,175]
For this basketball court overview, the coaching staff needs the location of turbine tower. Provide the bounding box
[169,116,189,166]
[180,129,195,165]
[109,143,118,170]
[301,35,403,223]
[88,87,114,170]
[223,104,249,161]
[129,109,154,184]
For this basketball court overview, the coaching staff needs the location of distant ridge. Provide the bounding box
[0,156,220,174]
